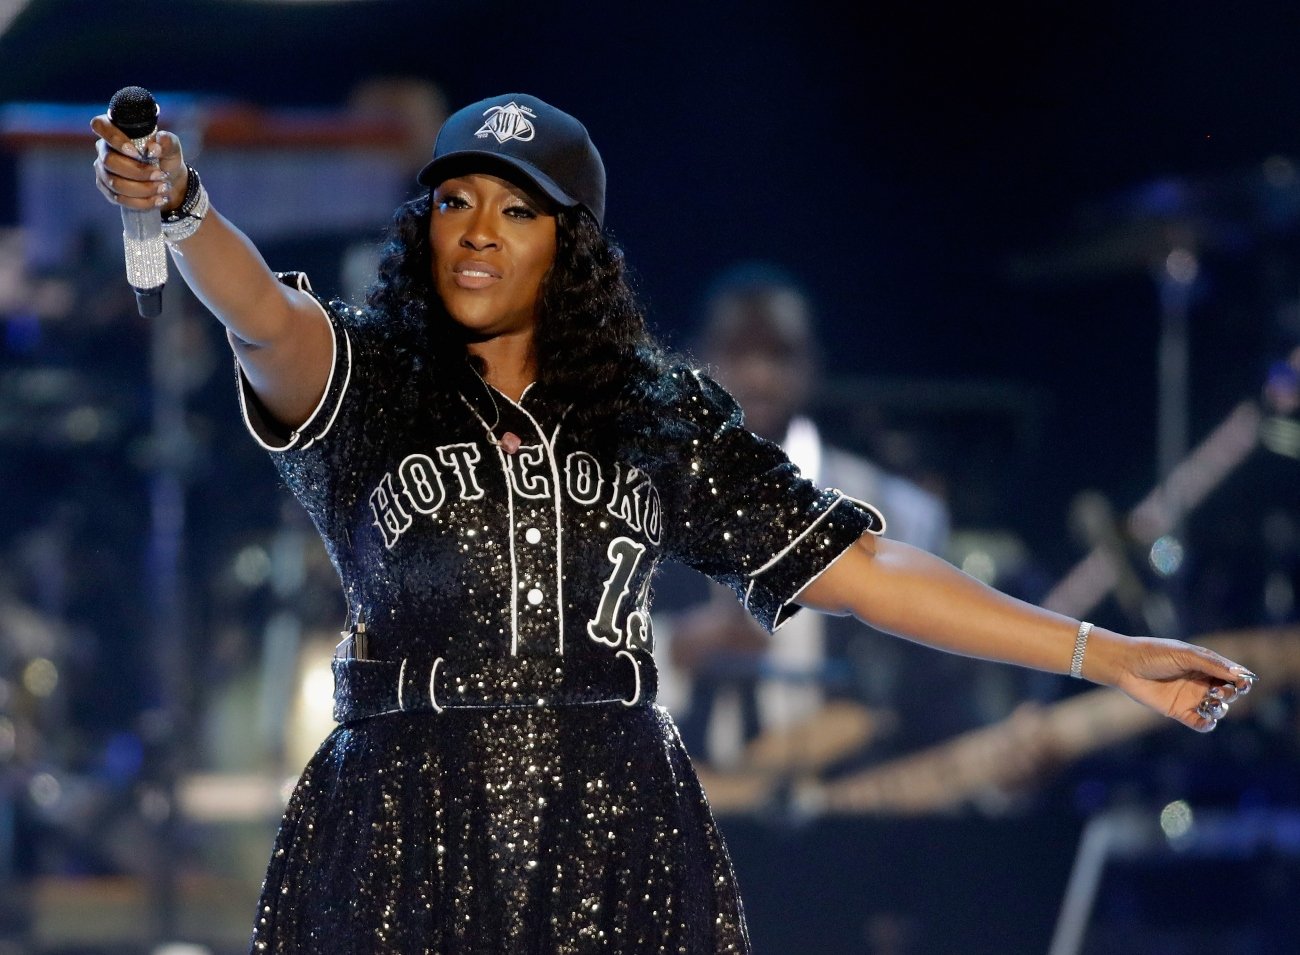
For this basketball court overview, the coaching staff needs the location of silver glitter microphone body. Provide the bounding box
[121,190,166,291]
[108,86,166,318]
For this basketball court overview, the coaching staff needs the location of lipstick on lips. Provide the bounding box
[453,260,502,290]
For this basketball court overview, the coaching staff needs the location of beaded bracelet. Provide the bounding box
[161,165,209,245]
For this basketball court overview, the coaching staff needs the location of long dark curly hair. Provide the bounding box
[365,193,694,463]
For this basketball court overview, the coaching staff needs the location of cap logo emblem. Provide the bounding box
[476,103,537,144]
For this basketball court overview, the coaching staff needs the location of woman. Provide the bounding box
[93,93,1255,953]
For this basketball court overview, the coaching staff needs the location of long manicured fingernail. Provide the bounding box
[121,142,138,158]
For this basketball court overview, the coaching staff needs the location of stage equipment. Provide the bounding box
[1008,158,1300,508]
[1,93,413,947]
[800,625,1300,816]
[1049,806,1300,955]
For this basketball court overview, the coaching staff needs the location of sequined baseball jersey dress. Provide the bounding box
[239,274,885,954]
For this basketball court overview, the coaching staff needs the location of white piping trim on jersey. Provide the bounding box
[493,386,527,414]
[746,492,847,585]
[493,441,522,657]
[830,490,888,536]
[236,291,347,453]
[235,365,295,452]
[429,656,444,714]
[291,292,342,449]
[300,327,352,451]
[397,656,408,711]
[552,403,574,446]
[459,392,497,439]
[772,532,867,634]
[616,649,641,707]
[515,401,566,656]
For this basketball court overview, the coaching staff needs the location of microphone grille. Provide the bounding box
[108,86,159,139]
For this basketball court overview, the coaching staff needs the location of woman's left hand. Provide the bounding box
[1111,635,1257,733]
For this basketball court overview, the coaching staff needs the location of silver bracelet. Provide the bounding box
[1069,621,1093,679]
[161,169,209,246]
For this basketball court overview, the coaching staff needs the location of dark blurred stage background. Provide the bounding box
[1,2,1299,953]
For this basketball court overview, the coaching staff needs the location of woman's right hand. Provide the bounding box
[90,113,188,216]
[89,110,335,430]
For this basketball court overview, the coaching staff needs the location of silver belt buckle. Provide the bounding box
[334,621,368,660]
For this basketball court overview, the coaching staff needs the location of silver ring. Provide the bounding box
[1197,698,1226,721]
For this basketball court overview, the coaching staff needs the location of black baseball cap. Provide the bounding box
[416,93,606,227]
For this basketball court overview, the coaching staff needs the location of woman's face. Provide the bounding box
[429,173,558,340]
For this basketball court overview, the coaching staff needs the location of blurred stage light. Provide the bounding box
[1148,534,1184,577]
[0,1,33,39]
[1260,415,1300,460]
[1164,248,1198,286]
[960,550,997,584]
[0,717,14,760]
[1262,154,1297,189]
[286,635,339,772]
[63,405,102,443]
[233,543,272,587]
[21,656,58,696]
[1264,572,1294,621]
[28,771,61,809]
[1159,799,1194,841]
[139,785,172,823]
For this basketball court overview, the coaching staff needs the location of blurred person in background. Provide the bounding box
[659,263,962,767]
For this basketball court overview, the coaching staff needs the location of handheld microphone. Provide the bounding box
[108,85,166,318]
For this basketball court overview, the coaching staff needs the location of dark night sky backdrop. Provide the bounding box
[3,0,1298,570]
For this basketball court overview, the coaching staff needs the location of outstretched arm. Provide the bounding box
[90,114,332,430]
[796,534,1255,732]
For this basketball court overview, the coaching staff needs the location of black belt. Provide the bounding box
[332,649,658,723]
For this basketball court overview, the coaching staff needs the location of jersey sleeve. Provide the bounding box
[236,271,358,454]
[663,369,887,633]
[232,271,400,542]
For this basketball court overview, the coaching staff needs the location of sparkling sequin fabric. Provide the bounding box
[238,274,884,953]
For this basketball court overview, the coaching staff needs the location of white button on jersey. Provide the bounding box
[525,527,542,544]
[526,588,544,606]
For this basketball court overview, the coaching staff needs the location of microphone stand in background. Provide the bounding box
[1151,247,1199,629]
[139,278,201,948]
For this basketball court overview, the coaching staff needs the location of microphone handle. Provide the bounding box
[121,133,167,318]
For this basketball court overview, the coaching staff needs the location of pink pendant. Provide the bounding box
[500,431,522,454]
